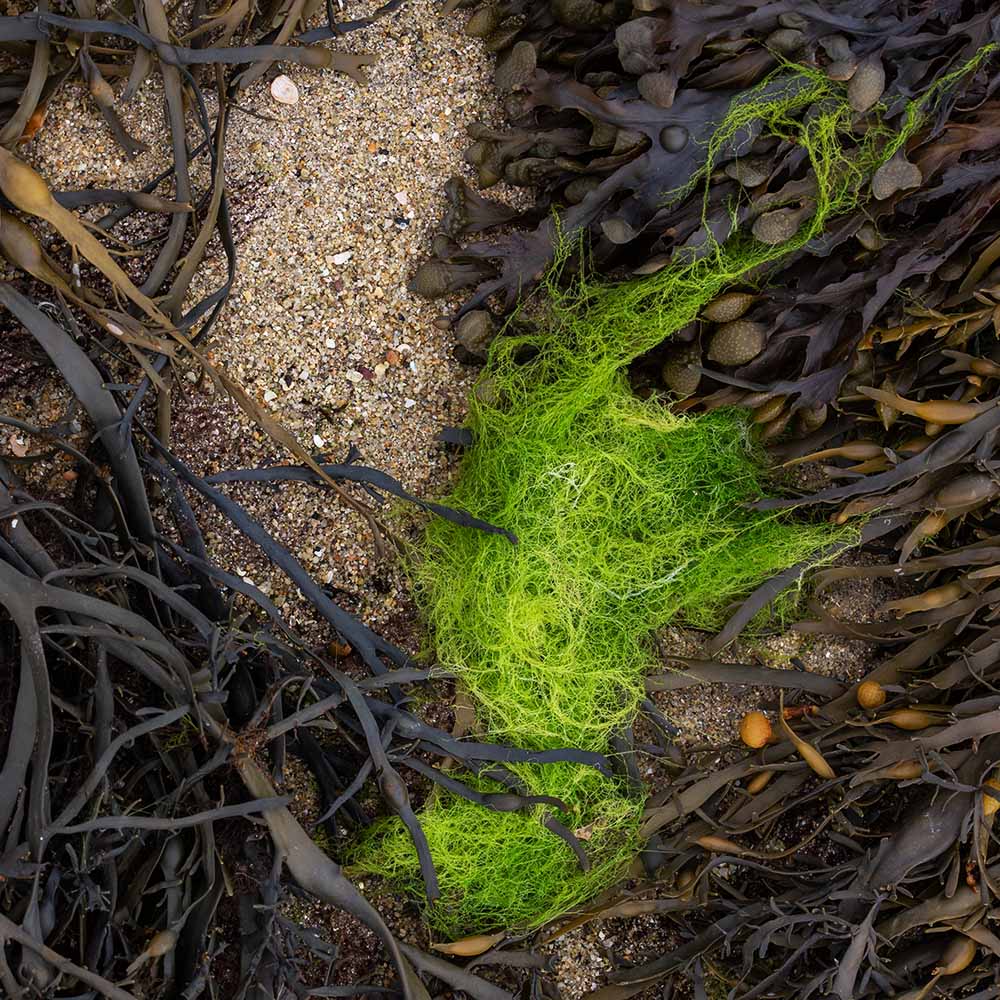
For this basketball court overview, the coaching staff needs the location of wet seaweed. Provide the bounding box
[397,1,1000,993]
[8,0,1000,996]
[0,275,556,998]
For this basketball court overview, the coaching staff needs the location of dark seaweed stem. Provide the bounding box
[0,288,545,998]
[405,0,1000,993]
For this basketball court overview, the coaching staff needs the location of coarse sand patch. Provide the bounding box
[23,0,519,636]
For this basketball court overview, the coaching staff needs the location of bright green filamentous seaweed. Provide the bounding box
[351,53,993,937]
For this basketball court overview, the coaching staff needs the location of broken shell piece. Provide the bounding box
[270,74,299,105]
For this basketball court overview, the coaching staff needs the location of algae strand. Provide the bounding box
[353,54,992,935]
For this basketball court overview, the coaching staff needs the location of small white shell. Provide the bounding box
[270,75,299,106]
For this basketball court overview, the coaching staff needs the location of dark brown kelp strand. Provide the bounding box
[414,0,1000,367]
[407,0,1000,995]
[0,273,539,999]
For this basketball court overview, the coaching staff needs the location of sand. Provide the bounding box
[22,0,510,636]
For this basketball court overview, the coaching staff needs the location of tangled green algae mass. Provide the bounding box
[351,57,991,936]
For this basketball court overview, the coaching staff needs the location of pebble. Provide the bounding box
[333,251,353,265]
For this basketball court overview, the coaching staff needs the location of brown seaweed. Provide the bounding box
[0,3,532,998]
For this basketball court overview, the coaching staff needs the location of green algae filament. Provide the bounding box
[350,51,994,936]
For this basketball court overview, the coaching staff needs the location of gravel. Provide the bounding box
[653,549,907,747]
[22,0,515,638]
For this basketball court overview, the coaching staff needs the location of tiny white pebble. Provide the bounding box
[404,398,416,408]
[325,338,336,348]
[299,369,310,380]
[394,191,409,205]
[313,434,325,448]
[430,131,440,143]
[185,370,198,383]
[346,369,364,383]
[398,342,413,352]
[333,251,353,265]
[374,363,387,377]
[263,389,277,402]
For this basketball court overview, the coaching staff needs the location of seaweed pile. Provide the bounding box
[7,0,1000,996]
[612,312,1000,999]
[0,309,535,1000]
[413,0,999,346]
[392,0,1000,994]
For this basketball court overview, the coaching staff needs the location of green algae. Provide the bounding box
[351,54,993,937]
